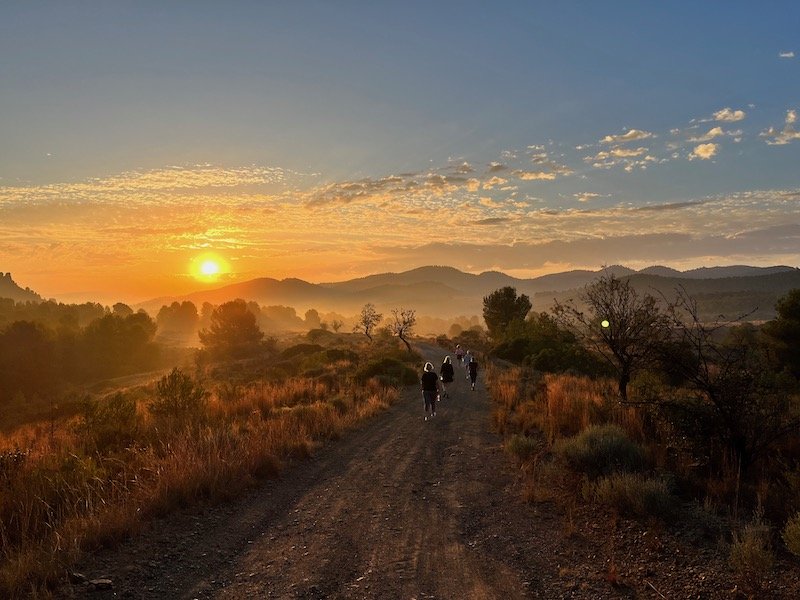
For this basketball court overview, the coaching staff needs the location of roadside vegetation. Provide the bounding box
[0,299,420,598]
[485,276,800,595]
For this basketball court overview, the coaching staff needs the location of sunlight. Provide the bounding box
[190,253,229,282]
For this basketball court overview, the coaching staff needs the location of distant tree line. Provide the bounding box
[0,310,160,403]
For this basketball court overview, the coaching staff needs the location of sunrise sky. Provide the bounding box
[2,2,799,303]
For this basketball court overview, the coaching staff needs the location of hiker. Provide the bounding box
[420,361,441,420]
[463,350,472,379]
[455,344,464,364]
[468,355,478,391]
[440,355,454,398]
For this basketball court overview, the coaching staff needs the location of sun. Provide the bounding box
[200,259,220,276]
[190,253,229,282]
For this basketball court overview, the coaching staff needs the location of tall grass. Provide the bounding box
[0,366,398,598]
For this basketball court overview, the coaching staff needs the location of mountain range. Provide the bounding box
[0,272,43,304]
[134,264,800,321]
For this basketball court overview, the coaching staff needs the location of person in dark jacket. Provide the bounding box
[440,356,455,398]
[420,361,441,420]
[468,356,478,391]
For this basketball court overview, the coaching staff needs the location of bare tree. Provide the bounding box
[390,307,417,352]
[354,303,382,342]
[553,273,668,402]
[331,319,343,332]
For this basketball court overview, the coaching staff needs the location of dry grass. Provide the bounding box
[0,362,398,598]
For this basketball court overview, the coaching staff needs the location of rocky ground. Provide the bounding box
[61,344,799,599]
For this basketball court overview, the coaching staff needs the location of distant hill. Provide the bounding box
[0,272,42,303]
[136,264,800,321]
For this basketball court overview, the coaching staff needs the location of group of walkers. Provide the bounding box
[420,344,478,421]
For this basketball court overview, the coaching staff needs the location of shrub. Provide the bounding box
[590,473,676,521]
[148,368,208,419]
[354,357,418,386]
[505,434,543,464]
[555,424,645,479]
[81,392,139,451]
[782,512,800,557]
[730,519,774,594]
[279,343,324,360]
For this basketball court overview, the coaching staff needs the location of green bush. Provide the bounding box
[782,512,800,557]
[81,392,139,451]
[505,434,543,463]
[148,367,208,419]
[279,343,324,360]
[590,472,676,521]
[555,424,645,479]
[354,357,418,386]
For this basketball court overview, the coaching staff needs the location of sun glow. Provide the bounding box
[190,253,229,282]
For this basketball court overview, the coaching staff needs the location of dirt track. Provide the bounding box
[65,344,799,599]
[67,344,558,599]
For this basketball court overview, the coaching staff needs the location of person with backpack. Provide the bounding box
[440,355,454,398]
[420,361,441,421]
[468,356,479,391]
[455,344,464,364]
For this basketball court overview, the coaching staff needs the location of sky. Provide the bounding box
[1,1,799,304]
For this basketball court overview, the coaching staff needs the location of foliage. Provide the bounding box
[662,288,800,470]
[81,392,139,451]
[729,514,774,595]
[762,288,800,378]
[389,307,416,352]
[354,303,382,342]
[505,434,543,463]
[198,299,265,359]
[589,473,676,521]
[482,286,532,339]
[156,301,199,340]
[148,368,208,419]
[354,357,418,386]
[555,424,646,479]
[781,511,800,557]
[553,272,669,401]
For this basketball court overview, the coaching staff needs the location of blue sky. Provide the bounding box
[1,2,799,301]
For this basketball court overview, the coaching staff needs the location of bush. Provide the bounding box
[555,424,646,479]
[505,434,543,463]
[730,519,774,594]
[148,368,208,419]
[81,392,140,451]
[590,473,676,521]
[354,357,418,386]
[782,512,800,557]
[279,343,324,360]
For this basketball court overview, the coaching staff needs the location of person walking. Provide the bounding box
[463,350,472,380]
[455,344,464,364]
[468,355,479,391]
[440,355,454,398]
[420,361,441,421]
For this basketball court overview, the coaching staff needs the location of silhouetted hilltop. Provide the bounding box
[0,272,42,303]
[136,264,800,321]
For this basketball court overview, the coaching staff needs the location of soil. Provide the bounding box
[62,344,799,599]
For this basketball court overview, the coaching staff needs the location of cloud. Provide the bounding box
[574,192,603,202]
[482,176,508,190]
[761,109,800,145]
[514,170,558,181]
[779,51,795,58]
[689,126,725,142]
[713,107,746,122]
[487,162,507,173]
[600,129,653,144]
[610,146,648,158]
[689,143,719,160]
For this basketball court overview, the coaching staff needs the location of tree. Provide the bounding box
[198,299,264,359]
[112,302,133,317]
[354,303,382,342]
[662,289,800,470]
[304,308,321,330]
[553,273,668,402]
[331,319,343,332]
[148,367,208,419]
[483,287,532,339]
[390,308,417,352]
[762,288,800,378]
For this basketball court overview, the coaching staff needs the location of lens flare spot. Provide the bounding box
[601,319,610,328]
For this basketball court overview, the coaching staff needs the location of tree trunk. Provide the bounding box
[399,335,412,353]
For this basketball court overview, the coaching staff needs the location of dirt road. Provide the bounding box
[69,344,562,599]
